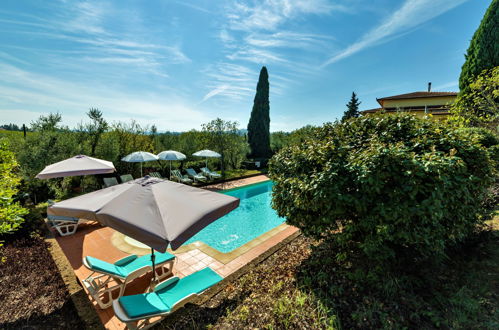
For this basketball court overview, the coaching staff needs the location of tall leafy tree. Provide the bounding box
[459,0,499,94]
[247,66,271,159]
[30,112,62,131]
[202,118,248,178]
[342,92,361,121]
[85,108,108,156]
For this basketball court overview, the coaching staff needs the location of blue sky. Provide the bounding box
[0,0,490,131]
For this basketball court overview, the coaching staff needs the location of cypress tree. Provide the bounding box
[247,66,271,158]
[459,0,499,94]
[342,92,361,121]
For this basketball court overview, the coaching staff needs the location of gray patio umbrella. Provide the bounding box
[47,176,239,281]
[157,150,186,179]
[121,151,159,177]
[36,155,116,179]
[193,149,221,168]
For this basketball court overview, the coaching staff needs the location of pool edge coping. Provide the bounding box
[112,222,290,264]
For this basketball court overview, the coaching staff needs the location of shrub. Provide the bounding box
[452,66,499,128]
[269,115,497,266]
[0,138,28,258]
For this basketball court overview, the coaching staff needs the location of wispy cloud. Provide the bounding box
[173,1,212,14]
[62,1,110,35]
[206,0,338,103]
[227,48,289,64]
[0,63,209,130]
[322,0,469,66]
[245,31,334,49]
[201,63,256,102]
[200,85,230,103]
[1,1,190,79]
[226,0,344,32]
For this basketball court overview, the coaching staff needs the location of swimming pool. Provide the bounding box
[184,181,285,253]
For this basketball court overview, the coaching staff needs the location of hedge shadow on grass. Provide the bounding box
[294,226,499,329]
[153,294,248,329]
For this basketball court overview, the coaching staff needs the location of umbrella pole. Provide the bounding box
[169,160,172,180]
[141,163,143,177]
[151,248,156,285]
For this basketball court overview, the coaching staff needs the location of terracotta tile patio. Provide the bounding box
[52,175,299,330]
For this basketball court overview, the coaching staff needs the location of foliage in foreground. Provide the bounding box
[269,115,498,269]
[0,138,28,254]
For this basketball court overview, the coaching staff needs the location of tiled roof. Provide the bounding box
[377,91,457,102]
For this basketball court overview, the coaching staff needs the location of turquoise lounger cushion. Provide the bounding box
[118,267,222,319]
[157,267,222,308]
[121,252,175,274]
[86,256,125,277]
[119,292,169,319]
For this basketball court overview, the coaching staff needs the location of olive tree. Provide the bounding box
[202,118,248,177]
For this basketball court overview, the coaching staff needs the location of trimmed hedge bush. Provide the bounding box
[269,115,497,265]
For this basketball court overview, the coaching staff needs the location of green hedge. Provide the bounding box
[269,115,497,265]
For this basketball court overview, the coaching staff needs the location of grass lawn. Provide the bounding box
[219,169,265,180]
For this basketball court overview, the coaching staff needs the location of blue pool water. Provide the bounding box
[184,181,285,253]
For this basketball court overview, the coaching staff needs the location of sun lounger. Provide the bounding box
[149,172,163,179]
[113,267,222,329]
[47,200,80,236]
[185,168,207,182]
[103,177,119,187]
[82,252,176,309]
[201,167,222,180]
[120,174,134,183]
[170,170,192,184]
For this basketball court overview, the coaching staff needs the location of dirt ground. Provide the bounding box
[0,236,84,329]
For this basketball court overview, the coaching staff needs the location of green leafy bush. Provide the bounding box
[452,66,499,128]
[269,115,497,266]
[0,138,28,256]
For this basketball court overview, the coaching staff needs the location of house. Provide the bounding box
[361,83,457,120]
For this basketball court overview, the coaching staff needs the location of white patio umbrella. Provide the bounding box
[48,176,239,282]
[36,155,116,179]
[121,151,158,177]
[193,149,221,168]
[157,150,186,179]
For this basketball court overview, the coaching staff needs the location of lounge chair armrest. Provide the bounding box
[114,255,138,266]
[154,276,180,292]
